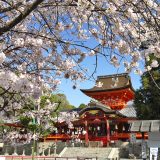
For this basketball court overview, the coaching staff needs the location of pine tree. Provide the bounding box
[134,59,160,119]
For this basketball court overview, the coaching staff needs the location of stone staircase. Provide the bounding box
[38,141,68,155]
[60,147,112,159]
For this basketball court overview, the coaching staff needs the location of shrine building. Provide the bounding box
[45,73,144,146]
[81,73,135,110]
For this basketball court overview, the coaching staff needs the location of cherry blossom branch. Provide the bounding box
[0,2,23,13]
[0,0,44,36]
[148,70,160,90]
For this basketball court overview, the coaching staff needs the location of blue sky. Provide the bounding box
[57,55,142,107]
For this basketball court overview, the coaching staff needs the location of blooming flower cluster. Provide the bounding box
[1,100,58,144]
[0,52,6,65]
[0,0,159,94]
[58,111,79,128]
[4,131,40,145]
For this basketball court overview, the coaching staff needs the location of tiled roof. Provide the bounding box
[118,105,137,118]
[79,105,116,115]
[79,101,127,117]
[81,73,134,92]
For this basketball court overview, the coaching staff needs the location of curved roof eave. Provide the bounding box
[79,105,116,116]
[80,85,135,94]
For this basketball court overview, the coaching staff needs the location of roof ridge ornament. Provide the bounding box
[111,77,119,88]
[95,81,103,88]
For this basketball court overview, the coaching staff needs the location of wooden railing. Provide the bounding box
[110,132,148,140]
[45,134,71,140]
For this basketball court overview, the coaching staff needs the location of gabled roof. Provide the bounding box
[79,102,137,119]
[118,105,137,118]
[79,101,127,117]
[79,105,116,116]
[81,73,134,93]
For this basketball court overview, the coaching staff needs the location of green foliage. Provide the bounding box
[65,104,76,110]
[134,58,160,119]
[40,93,75,111]
[78,103,86,109]
[19,117,32,127]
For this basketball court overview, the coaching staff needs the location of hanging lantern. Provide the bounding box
[123,126,125,131]
[82,130,86,135]
[115,125,118,130]
[97,126,100,131]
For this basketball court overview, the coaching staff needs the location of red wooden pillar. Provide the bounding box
[85,120,89,146]
[106,119,110,146]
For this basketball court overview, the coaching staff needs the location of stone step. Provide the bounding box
[61,147,112,158]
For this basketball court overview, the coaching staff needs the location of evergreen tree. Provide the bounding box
[78,103,86,109]
[40,93,75,111]
[134,58,160,119]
